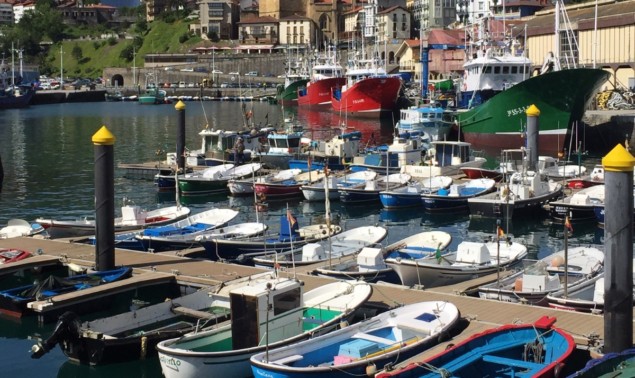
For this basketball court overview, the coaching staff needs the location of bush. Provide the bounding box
[178,33,189,43]
[107,36,117,46]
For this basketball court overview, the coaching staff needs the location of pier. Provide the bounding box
[0,236,620,361]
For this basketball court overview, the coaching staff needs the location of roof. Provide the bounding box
[427,29,465,47]
[377,5,407,15]
[238,15,279,24]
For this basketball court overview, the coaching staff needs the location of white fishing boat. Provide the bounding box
[401,140,486,178]
[0,219,45,239]
[249,301,460,378]
[156,278,373,378]
[301,170,377,202]
[228,168,301,196]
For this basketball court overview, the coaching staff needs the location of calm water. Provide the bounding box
[0,101,603,377]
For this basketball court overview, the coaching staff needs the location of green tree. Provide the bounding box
[120,44,134,61]
[71,45,83,61]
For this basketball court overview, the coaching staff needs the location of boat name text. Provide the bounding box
[506,106,529,117]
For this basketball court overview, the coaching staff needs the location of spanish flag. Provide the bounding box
[565,216,573,232]
[497,226,505,238]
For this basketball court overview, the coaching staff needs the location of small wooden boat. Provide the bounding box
[340,173,411,204]
[156,278,373,378]
[301,170,377,202]
[386,240,528,288]
[539,156,587,180]
[252,225,388,269]
[36,203,191,239]
[478,246,604,306]
[249,301,460,378]
[375,316,575,378]
[177,163,263,196]
[567,348,635,377]
[421,178,496,212]
[0,248,32,264]
[548,185,605,223]
[0,266,133,317]
[228,168,301,196]
[461,166,504,181]
[254,170,325,200]
[312,231,452,283]
[0,219,46,239]
[379,176,453,209]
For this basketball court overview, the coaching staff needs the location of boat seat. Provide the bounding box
[482,354,545,370]
[395,319,432,336]
[352,332,396,346]
[272,354,303,365]
[171,306,218,320]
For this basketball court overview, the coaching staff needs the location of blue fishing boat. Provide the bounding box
[340,173,411,204]
[259,130,305,169]
[395,103,453,143]
[350,136,426,174]
[376,316,575,378]
[289,130,362,172]
[379,176,452,209]
[421,178,496,212]
[567,348,635,377]
[0,267,133,318]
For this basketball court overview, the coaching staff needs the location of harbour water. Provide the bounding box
[0,101,605,377]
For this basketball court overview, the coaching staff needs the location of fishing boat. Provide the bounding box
[252,225,388,269]
[395,103,454,143]
[0,219,45,239]
[30,272,286,365]
[197,212,340,261]
[421,178,497,212]
[156,278,373,378]
[257,130,305,169]
[313,231,452,283]
[177,163,263,196]
[339,173,411,204]
[379,176,453,209]
[254,170,326,200]
[548,185,605,223]
[467,172,563,219]
[36,202,191,239]
[276,50,309,105]
[566,164,606,189]
[138,85,167,104]
[401,140,487,179]
[289,130,362,172]
[249,301,460,378]
[229,168,301,196]
[478,246,604,306]
[376,316,575,378]
[350,136,426,174]
[567,348,635,377]
[297,45,346,107]
[301,170,377,202]
[461,148,528,183]
[0,267,132,318]
[0,248,32,264]
[455,8,609,156]
[386,239,528,288]
[539,156,587,180]
[198,127,271,167]
[0,86,34,109]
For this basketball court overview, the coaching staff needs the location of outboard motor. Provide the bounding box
[31,311,81,359]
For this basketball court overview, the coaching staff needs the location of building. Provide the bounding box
[13,0,36,24]
[278,14,319,47]
[194,0,239,40]
[376,5,411,43]
[237,15,278,45]
[0,1,13,24]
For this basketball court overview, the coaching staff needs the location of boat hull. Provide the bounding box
[298,77,346,107]
[177,179,229,196]
[277,79,309,104]
[254,183,303,200]
[457,68,609,155]
[331,76,402,117]
[379,192,421,209]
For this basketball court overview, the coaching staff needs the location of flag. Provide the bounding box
[497,226,505,238]
[565,216,573,232]
[286,209,297,228]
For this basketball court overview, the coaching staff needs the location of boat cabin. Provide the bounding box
[455,242,490,264]
[357,247,388,272]
[198,128,270,166]
[431,141,474,167]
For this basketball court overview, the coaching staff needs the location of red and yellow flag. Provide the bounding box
[565,216,573,232]
[497,226,505,238]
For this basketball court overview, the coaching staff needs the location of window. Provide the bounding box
[273,287,301,315]
[559,30,579,63]
[511,66,517,74]
[494,66,500,74]
[502,66,509,74]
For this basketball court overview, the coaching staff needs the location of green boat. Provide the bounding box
[138,86,167,104]
[276,75,309,105]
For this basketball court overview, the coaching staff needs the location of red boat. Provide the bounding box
[0,248,32,264]
[254,170,325,201]
[460,167,504,182]
[298,47,346,107]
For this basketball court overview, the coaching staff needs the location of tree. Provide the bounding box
[71,45,83,61]
[120,44,134,61]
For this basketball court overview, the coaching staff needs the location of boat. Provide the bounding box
[297,45,346,107]
[177,163,263,196]
[138,85,167,104]
[567,348,635,377]
[375,316,575,378]
[400,140,487,179]
[460,148,528,182]
[0,248,32,264]
[386,239,528,288]
[249,301,460,378]
[395,103,454,144]
[257,130,305,169]
[478,246,604,306]
[455,11,609,156]
[0,219,46,239]
[467,172,563,219]
[254,170,326,201]
[0,266,132,318]
[229,168,301,196]
[421,178,497,212]
[379,176,453,209]
[104,89,123,101]
[156,278,373,378]
[197,126,271,167]
[301,170,377,202]
[539,156,587,180]
[330,40,402,117]
[252,225,388,269]
[350,136,426,174]
[548,185,605,223]
[197,212,340,261]
[36,202,191,239]
[276,50,309,105]
[0,85,34,109]
[288,130,362,172]
[339,173,411,204]
[566,164,606,189]
[30,271,287,365]
[313,230,452,283]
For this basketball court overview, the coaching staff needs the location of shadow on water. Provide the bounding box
[57,358,162,378]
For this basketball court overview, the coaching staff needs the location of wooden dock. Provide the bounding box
[0,236,625,353]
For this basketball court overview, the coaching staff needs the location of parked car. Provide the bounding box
[245,71,258,76]
[212,70,223,74]
[228,71,239,76]
[72,79,93,90]
[194,67,208,73]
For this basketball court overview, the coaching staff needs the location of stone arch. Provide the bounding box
[319,13,330,30]
[111,74,124,87]
[389,51,395,64]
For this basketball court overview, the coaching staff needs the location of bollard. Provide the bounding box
[92,126,116,271]
[175,100,186,173]
[525,105,540,172]
[603,143,634,353]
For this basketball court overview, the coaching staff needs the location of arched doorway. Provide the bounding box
[111,74,124,87]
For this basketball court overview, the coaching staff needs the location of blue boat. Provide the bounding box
[350,137,426,174]
[376,316,575,378]
[340,173,411,204]
[567,348,635,377]
[289,131,362,172]
[379,176,453,209]
[259,131,304,169]
[421,178,496,212]
[395,103,453,143]
[0,267,133,318]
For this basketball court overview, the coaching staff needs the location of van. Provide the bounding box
[178,81,186,88]
[245,71,258,76]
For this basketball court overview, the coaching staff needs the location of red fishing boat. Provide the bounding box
[254,170,325,201]
[297,46,346,107]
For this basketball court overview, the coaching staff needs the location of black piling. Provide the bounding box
[0,153,3,193]
[525,104,540,172]
[603,143,635,352]
[175,101,186,173]
[92,126,116,271]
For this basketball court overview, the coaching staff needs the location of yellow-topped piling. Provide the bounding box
[602,144,635,172]
[174,100,186,111]
[92,125,116,145]
[525,104,540,117]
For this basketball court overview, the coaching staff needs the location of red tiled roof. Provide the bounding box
[238,15,278,24]
[427,29,464,45]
